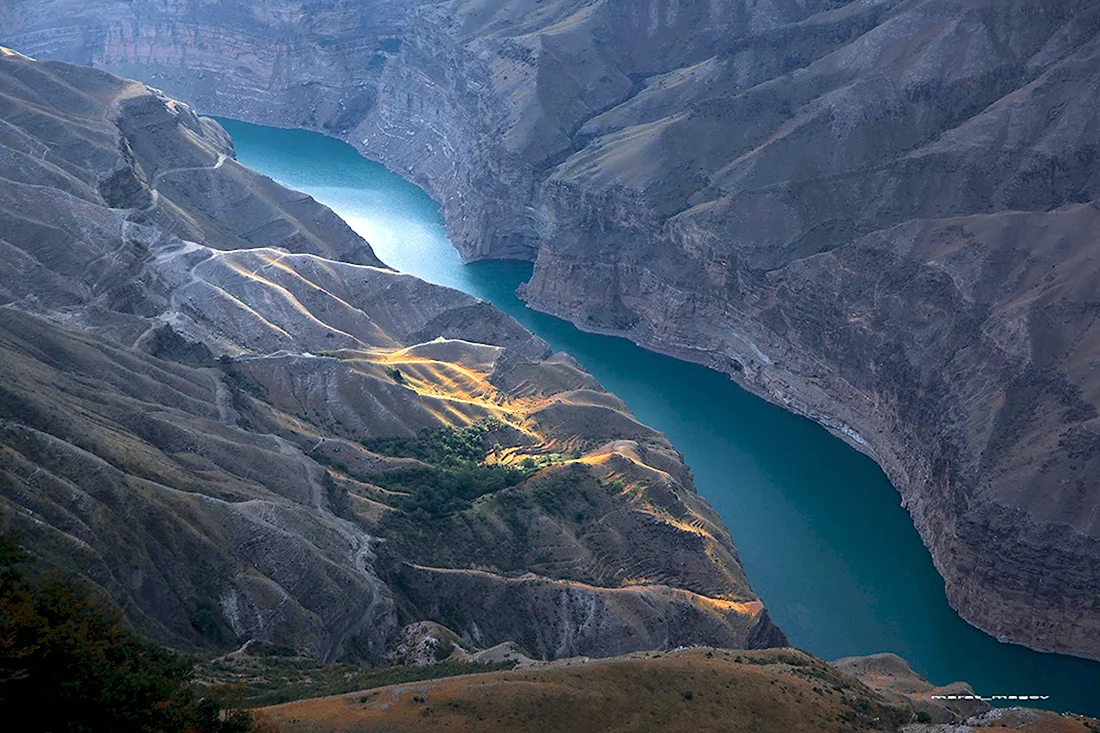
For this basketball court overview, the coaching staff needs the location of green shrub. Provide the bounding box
[373,463,531,519]
[365,422,537,520]
[197,655,517,708]
[0,531,261,732]
[217,355,269,402]
[362,422,497,466]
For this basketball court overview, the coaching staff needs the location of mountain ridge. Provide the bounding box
[3,0,1094,660]
[0,47,784,662]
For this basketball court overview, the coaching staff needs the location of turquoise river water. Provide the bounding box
[217,118,1100,716]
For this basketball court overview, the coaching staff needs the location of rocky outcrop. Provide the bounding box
[5,0,1097,662]
[0,49,784,662]
[833,653,990,724]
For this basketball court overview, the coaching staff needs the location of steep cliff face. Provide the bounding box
[3,1,1100,661]
[520,2,1100,662]
[0,49,784,662]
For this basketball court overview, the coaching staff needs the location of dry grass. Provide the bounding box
[261,648,912,733]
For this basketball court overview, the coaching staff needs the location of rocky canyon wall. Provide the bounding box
[3,0,1099,660]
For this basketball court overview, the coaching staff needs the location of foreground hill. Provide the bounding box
[257,647,1100,733]
[0,48,782,661]
[4,0,1095,660]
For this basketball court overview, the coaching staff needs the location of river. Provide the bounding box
[216,117,1100,716]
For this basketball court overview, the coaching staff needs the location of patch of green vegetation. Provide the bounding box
[518,453,572,471]
[0,530,265,732]
[532,476,569,512]
[190,599,235,647]
[195,655,516,707]
[438,601,463,633]
[375,463,533,519]
[362,422,497,466]
[529,463,590,515]
[605,478,628,493]
[496,489,534,557]
[386,366,406,385]
[217,355,268,402]
[365,422,537,520]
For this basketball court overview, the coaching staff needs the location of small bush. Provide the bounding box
[217,355,269,402]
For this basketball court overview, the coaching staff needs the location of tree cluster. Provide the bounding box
[0,532,274,733]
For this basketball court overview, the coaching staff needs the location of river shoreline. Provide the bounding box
[218,117,1100,717]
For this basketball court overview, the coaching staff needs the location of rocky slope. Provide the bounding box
[3,0,1100,661]
[0,48,785,662]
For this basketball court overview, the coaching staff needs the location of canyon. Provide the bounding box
[0,47,786,662]
[1,0,1099,666]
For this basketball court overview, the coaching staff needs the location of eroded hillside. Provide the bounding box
[3,0,1095,661]
[0,48,783,662]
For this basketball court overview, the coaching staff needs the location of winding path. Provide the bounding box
[141,152,228,211]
